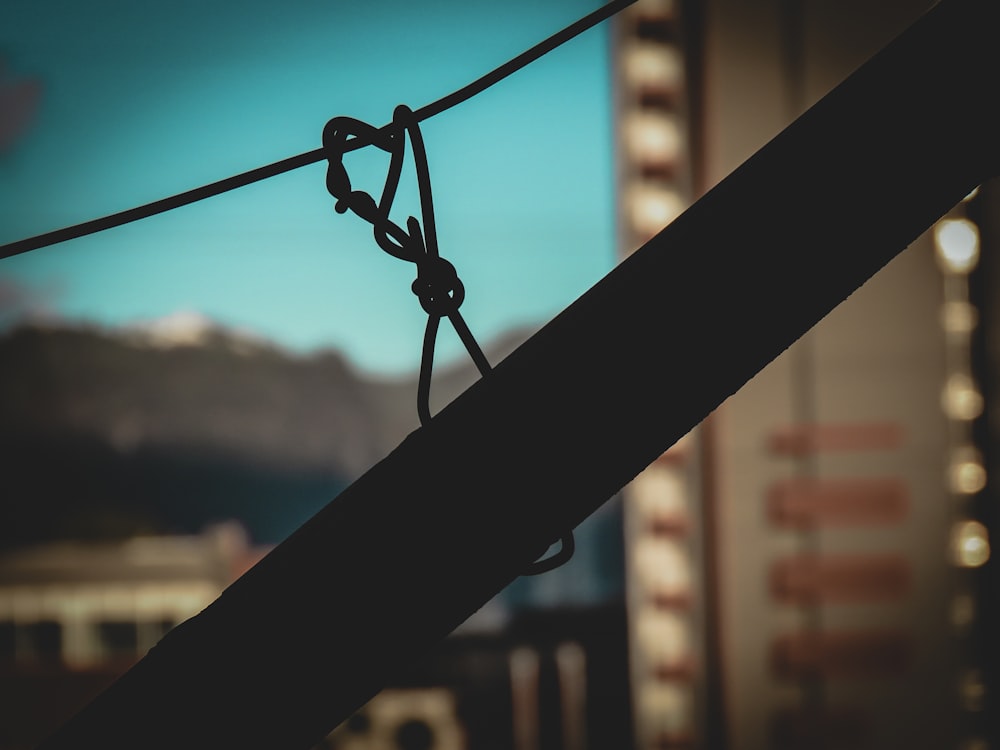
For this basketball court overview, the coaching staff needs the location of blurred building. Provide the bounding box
[0,523,265,748]
[614,1,995,749]
[0,521,629,750]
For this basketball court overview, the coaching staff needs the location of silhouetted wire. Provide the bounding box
[324,104,572,575]
[0,0,635,261]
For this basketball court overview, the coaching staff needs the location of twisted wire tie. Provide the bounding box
[323,104,574,575]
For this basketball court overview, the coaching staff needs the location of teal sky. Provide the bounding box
[0,0,617,375]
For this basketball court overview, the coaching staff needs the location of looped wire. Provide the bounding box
[322,104,574,576]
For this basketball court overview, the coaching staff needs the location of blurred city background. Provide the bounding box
[0,0,996,748]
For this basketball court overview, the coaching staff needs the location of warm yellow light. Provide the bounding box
[953,463,988,495]
[628,186,685,237]
[934,218,980,274]
[638,684,691,736]
[633,538,690,597]
[631,466,687,525]
[952,520,990,568]
[941,301,979,335]
[636,611,689,667]
[625,112,682,166]
[949,446,987,495]
[623,43,683,91]
[942,373,984,421]
[962,185,980,203]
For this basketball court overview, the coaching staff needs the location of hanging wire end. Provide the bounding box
[523,532,576,575]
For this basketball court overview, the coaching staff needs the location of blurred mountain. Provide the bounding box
[0,318,534,547]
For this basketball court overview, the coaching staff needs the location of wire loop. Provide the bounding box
[523,532,576,576]
[322,104,575,576]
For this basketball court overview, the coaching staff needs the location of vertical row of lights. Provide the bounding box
[934,188,990,750]
[615,2,702,747]
[617,0,688,249]
[625,438,702,748]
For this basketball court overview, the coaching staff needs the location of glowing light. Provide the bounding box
[949,446,987,495]
[638,683,691,736]
[631,466,686,526]
[625,112,682,166]
[636,610,689,667]
[941,301,979,335]
[633,538,690,598]
[942,373,984,421]
[962,186,980,202]
[934,218,980,274]
[951,520,990,568]
[628,185,685,237]
[623,43,683,91]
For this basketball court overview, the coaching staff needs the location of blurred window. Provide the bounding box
[98,620,139,657]
[0,620,14,661]
[0,620,62,663]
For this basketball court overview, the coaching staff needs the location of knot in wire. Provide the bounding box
[412,256,465,317]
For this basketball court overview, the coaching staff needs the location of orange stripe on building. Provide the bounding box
[767,478,908,528]
[768,422,904,456]
[770,554,910,604]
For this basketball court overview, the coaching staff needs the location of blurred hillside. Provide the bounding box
[0,319,532,549]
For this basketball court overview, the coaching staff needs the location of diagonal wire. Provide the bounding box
[0,0,634,261]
